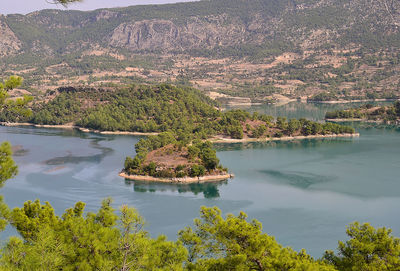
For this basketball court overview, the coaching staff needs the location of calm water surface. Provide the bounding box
[1,102,399,257]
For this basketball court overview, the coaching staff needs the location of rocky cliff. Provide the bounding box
[109,14,268,51]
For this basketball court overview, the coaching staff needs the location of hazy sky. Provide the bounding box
[0,0,197,15]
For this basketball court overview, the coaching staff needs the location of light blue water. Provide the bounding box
[1,102,399,258]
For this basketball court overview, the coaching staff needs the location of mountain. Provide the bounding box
[1,0,400,102]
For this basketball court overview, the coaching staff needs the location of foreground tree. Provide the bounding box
[0,142,18,231]
[50,0,83,6]
[324,222,400,270]
[0,76,33,122]
[178,206,335,271]
[3,199,187,270]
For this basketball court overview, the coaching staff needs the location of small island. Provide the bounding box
[325,101,400,125]
[122,133,232,183]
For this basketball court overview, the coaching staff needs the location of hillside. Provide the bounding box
[1,0,400,101]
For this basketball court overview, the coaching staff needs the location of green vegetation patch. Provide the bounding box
[124,133,226,178]
[325,102,400,124]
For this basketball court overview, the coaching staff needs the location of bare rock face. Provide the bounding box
[109,14,267,51]
[0,16,21,57]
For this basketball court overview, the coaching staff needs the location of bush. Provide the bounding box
[190,165,206,177]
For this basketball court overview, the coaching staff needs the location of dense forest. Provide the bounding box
[0,81,355,139]
[325,101,400,124]
[0,143,400,270]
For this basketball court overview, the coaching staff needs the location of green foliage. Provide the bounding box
[30,84,219,133]
[308,92,338,102]
[134,131,178,160]
[179,206,335,271]
[0,76,23,92]
[324,222,400,271]
[32,92,82,125]
[0,142,18,188]
[287,119,301,136]
[4,198,400,271]
[325,102,400,123]
[196,141,219,171]
[252,124,267,138]
[54,0,82,6]
[188,145,201,160]
[395,101,400,116]
[0,142,18,232]
[0,76,33,123]
[4,198,187,271]
[190,164,206,177]
[9,83,355,140]
[125,135,223,178]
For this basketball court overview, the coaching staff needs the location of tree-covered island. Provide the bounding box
[0,76,357,182]
[122,133,231,182]
[325,101,400,125]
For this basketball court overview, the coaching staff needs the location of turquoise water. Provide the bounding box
[1,102,399,257]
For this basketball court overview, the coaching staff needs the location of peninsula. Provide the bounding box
[325,102,400,125]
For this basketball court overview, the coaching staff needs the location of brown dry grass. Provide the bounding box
[144,144,196,168]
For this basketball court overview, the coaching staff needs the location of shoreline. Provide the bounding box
[0,122,158,136]
[119,172,234,183]
[325,118,366,122]
[308,98,399,104]
[210,133,360,143]
[326,118,400,125]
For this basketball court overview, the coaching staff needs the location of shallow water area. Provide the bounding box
[1,101,400,257]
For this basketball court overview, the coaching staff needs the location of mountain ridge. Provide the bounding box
[1,0,399,101]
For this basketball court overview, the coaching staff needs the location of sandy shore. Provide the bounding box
[119,172,234,183]
[0,122,158,136]
[210,133,360,143]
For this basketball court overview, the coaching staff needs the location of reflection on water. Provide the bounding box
[125,179,228,198]
[260,170,336,189]
[44,138,114,165]
[227,101,394,121]
[214,137,353,152]
[348,122,400,131]
[11,145,29,156]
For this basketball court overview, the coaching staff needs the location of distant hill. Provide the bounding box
[1,0,400,101]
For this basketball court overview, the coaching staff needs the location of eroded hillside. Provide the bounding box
[1,0,399,102]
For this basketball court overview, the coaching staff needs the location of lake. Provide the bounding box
[1,101,399,258]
